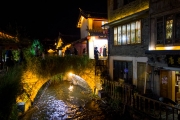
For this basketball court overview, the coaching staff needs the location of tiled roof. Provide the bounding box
[79,8,107,19]
[60,34,80,45]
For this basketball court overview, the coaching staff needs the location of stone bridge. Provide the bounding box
[16,62,103,113]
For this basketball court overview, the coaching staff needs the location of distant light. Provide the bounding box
[48,49,55,53]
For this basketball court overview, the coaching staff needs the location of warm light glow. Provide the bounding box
[156,46,180,50]
[0,31,19,42]
[62,44,71,53]
[109,2,149,23]
[102,21,108,29]
[48,49,55,53]
[77,16,84,28]
[56,38,63,49]
[69,72,73,77]
[68,85,74,92]
[149,46,155,50]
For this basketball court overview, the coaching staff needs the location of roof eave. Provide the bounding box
[104,9,149,27]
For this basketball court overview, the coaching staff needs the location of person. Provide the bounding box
[18,47,24,64]
[42,50,45,60]
[5,47,14,71]
[83,48,86,55]
[94,47,99,65]
[73,47,78,55]
[65,47,71,56]
[103,46,107,57]
[34,45,39,57]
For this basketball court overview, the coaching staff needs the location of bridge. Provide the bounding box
[16,56,107,113]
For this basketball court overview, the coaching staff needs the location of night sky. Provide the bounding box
[0,0,107,40]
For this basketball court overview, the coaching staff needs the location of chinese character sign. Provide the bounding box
[167,55,180,67]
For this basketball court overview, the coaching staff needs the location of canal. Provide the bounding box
[19,80,129,120]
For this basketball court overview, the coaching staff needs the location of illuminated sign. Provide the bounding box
[167,55,180,67]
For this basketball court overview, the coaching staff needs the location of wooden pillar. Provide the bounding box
[0,46,2,70]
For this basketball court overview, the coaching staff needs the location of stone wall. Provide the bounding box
[16,64,101,113]
[108,0,149,22]
[150,0,180,15]
[16,70,50,112]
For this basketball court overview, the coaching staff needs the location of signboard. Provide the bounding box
[167,55,180,67]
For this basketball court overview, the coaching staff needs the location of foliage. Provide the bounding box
[51,73,64,84]
[115,86,123,93]
[9,104,19,120]
[29,39,43,55]
[23,47,91,78]
[0,65,23,120]
[12,50,19,61]
[0,44,93,119]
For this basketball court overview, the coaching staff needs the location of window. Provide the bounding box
[165,15,173,44]
[118,26,121,45]
[175,14,180,43]
[157,17,164,44]
[156,13,180,45]
[114,20,141,45]
[113,60,132,83]
[114,27,117,45]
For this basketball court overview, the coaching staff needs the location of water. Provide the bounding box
[20,80,115,120]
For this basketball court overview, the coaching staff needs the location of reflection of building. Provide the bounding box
[77,8,108,59]
[105,0,149,94]
[145,0,180,103]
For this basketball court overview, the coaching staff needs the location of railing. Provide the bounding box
[102,79,180,120]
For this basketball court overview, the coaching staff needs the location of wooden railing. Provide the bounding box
[102,79,180,120]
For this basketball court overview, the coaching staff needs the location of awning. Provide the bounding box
[145,50,180,55]
[162,67,180,71]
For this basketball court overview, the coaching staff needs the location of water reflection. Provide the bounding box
[68,85,73,92]
[21,80,101,120]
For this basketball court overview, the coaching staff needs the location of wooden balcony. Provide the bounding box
[87,29,107,37]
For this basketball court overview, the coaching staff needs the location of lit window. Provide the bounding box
[156,13,180,45]
[166,15,173,41]
[114,27,118,45]
[114,20,141,45]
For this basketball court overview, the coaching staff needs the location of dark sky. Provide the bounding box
[0,0,107,40]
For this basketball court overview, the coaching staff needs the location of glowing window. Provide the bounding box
[114,20,141,45]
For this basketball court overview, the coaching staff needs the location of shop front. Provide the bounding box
[146,53,180,103]
[88,36,108,59]
[159,55,180,103]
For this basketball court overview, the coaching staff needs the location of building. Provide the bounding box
[77,8,108,59]
[145,0,180,102]
[105,0,149,94]
[55,33,81,56]
[0,31,20,70]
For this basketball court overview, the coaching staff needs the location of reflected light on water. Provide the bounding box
[68,85,73,92]
[68,72,73,77]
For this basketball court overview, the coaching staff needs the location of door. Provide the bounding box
[160,70,169,98]
[137,62,146,94]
